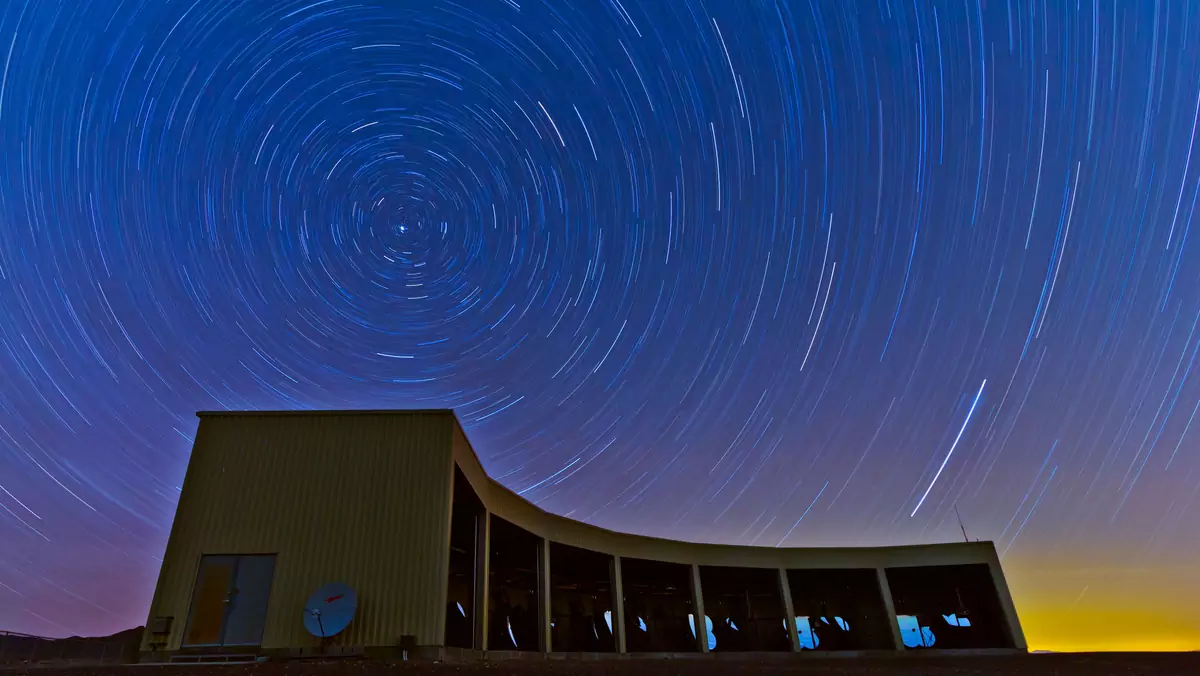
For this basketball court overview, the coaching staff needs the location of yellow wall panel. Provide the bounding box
[144,411,455,651]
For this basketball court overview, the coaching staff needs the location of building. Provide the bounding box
[141,410,1026,660]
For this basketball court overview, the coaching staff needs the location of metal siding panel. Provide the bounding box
[148,412,454,651]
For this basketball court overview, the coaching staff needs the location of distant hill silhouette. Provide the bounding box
[0,626,141,664]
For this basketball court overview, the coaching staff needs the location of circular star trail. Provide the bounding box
[2,0,1199,651]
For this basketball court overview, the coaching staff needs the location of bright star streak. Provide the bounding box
[911,379,987,517]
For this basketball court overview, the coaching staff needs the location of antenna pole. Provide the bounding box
[954,504,969,542]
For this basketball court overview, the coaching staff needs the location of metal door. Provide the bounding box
[183,554,276,647]
[223,555,276,645]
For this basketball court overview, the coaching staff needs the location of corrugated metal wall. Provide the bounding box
[143,411,455,651]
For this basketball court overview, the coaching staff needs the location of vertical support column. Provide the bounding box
[875,567,905,651]
[473,510,491,651]
[778,568,800,652]
[690,564,709,653]
[538,538,552,653]
[438,484,454,649]
[611,555,627,653]
[988,559,1028,650]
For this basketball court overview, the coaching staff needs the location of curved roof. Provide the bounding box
[199,409,1005,571]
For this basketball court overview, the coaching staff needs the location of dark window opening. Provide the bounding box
[445,467,483,649]
[488,516,541,651]
[549,542,615,652]
[886,564,1013,649]
[621,558,697,652]
[699,566,790,652]
[786,568,894,651]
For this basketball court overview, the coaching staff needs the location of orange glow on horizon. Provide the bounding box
[1008,560,1200,653]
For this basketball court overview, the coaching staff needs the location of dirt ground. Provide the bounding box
[11,654,1200,676]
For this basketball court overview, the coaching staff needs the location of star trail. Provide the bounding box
[2,0,1199,651]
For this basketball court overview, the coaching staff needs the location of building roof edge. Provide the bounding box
[196,408,456,418]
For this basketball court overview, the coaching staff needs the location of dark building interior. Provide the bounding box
[488,516,542,651]
[886,564,1013,650]
[621,557,698,652]
[441,467,1017,655]
[445,469,483,649]
[785,568,895,651]
[699,566,791,652]
[548,543,616,652]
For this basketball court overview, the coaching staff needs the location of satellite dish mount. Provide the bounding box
[303,582,358,649]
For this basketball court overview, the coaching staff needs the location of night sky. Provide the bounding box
[1,0,1198,652]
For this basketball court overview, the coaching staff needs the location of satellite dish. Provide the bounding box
[304,583,357,638]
